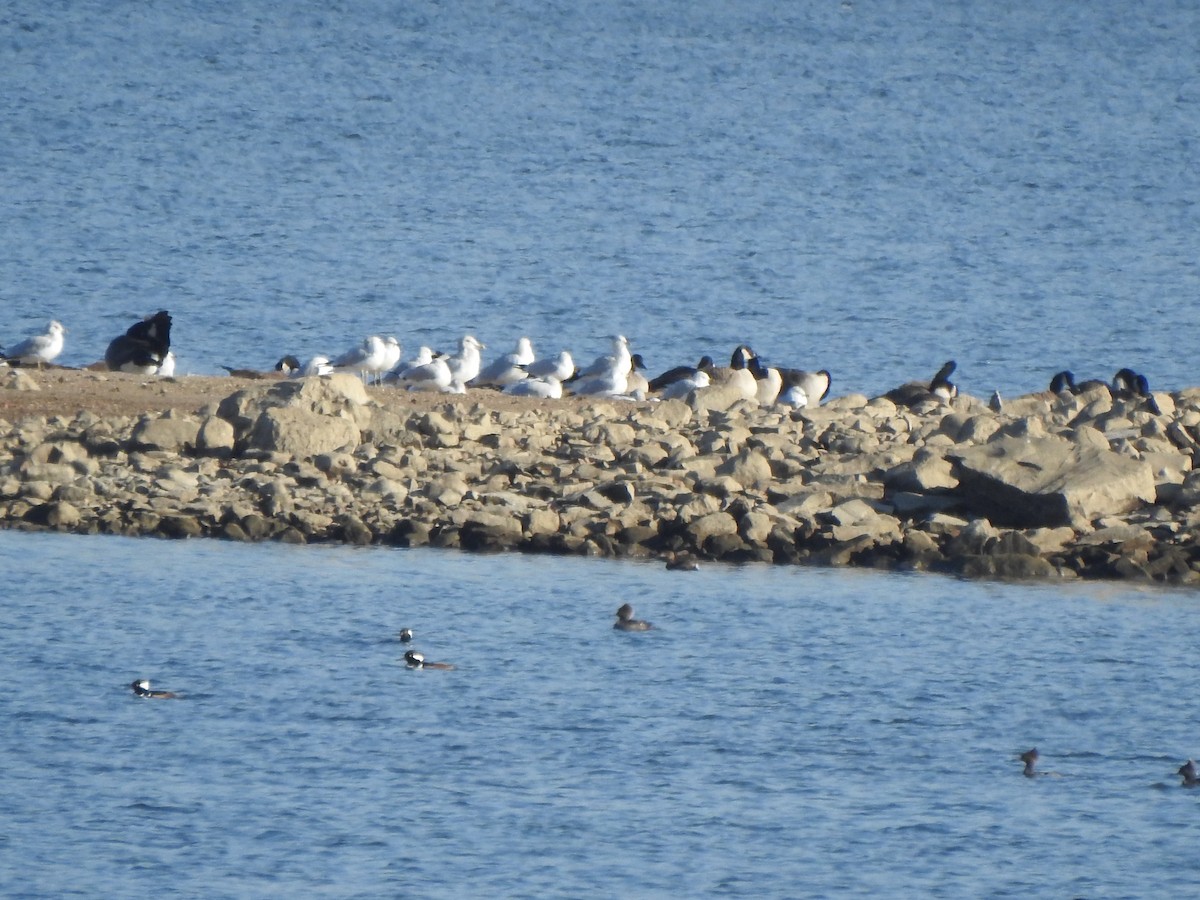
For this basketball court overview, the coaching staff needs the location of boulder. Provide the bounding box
[949,436,1156,528]
[2,370,40,392]
[130,414,201,452]
[196,416,236,456]
[247,407,360,457]
[715,448,774,492]
[884,450,958,493]
[218,373,370,437]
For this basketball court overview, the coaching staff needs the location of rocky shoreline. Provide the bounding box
[3,366,1200,585]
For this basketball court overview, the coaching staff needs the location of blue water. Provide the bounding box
[4,2,1200,895]
[2,529,1200,899]
[2,0,1198,397]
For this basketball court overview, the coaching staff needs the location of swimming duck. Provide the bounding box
[663,551,699,571]
[1179,759,1199,787]
[1019,747,1039,777]
[130,679,179,699]
[614,603,652,631]
[398,628,414,643]
[404,649,455,670]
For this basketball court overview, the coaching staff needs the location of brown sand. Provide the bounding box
[0,365,588,422]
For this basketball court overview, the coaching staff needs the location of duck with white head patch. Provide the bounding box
[405,649,455,670]
[130,679,179,699]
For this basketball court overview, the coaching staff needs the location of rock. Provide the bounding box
[247,407,360,457]
[715,448,773,492]
[196,416,236,456]
[2,370,40,391]
[685,511,738,546]
[884,450,958,492]
[130,414,201,452]
[959,554,1059,579]
[949,436,1156,528]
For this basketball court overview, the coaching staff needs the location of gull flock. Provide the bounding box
[303,331,836,409]
[1,312,1162,412]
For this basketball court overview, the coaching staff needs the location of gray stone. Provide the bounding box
[2,370,40,392]
[131,415,201,452]
[950,436,1156,528]
[884,450,958,493]
[197,416,236,456]
[247,407,360,457]
[685,511,738,545]
[959,554,1059,579]
[716,448,773,492]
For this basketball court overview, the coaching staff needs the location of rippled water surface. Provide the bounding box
[1,530,1200,897]
[2,0,1199,396]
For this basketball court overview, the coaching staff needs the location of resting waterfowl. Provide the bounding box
[648,355,715,393]
[883,360,956,407]
[105,310,172,374]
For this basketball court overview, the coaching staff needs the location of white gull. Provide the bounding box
[2,320,66,368]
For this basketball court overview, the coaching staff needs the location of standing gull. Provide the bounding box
[1,320,66,368]
[331,334,389,384]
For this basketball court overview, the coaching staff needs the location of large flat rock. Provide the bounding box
[949,436,1155,528]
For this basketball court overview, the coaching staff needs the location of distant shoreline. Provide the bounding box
[1,366,1197,585]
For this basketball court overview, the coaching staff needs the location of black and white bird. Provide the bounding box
[105,310,172,374]
[776,366,830,409]
[648,355,715,393]
[884,360,956,407]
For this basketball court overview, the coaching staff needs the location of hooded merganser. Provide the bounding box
[664,551,699,571]
[614,603,652,631]
[130,679,179,699]
[404,650,455,670]
[398,628,414,643]
[1179,759,1199,787]
[1020,748,1039,777]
